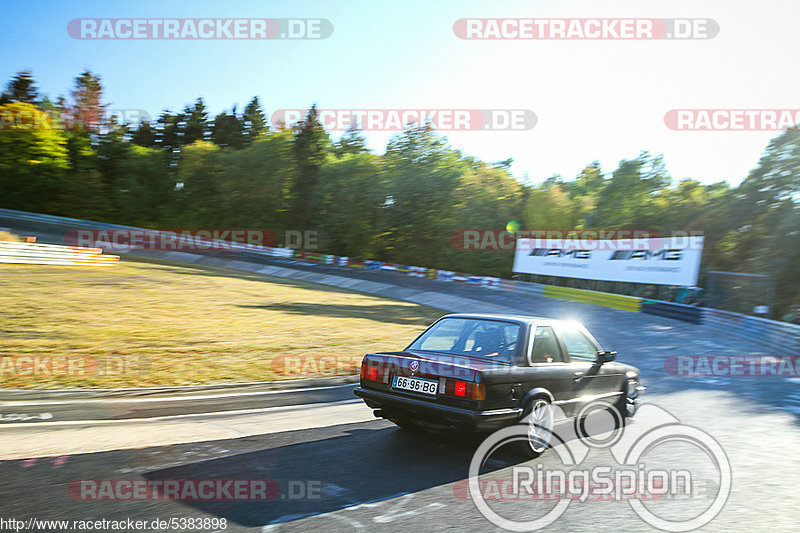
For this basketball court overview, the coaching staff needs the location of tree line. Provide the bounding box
[1,70,798,319]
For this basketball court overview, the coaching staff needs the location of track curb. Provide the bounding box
[0,375,359,401]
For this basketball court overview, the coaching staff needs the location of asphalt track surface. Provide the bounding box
[0,384,358,422]
[1,213,799,532]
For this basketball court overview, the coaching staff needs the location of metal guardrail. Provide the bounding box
[0,241,119,265]
[511,281,545,296]
[702,307,800,355]
[641,300,703,324]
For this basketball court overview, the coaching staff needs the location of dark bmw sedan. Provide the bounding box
[354,314,645,455]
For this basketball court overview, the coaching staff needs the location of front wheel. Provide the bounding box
[611,378,641,424]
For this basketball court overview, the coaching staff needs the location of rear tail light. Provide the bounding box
[443,379,486,401]
[360,360,389,383]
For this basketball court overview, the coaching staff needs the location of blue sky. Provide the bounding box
[2,0,797,186]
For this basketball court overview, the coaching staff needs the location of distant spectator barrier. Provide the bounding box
[641,300,703,324]
[512,280,544,296]
[0,241,119,266]
[543,285,643,312]
[702,307,800,355]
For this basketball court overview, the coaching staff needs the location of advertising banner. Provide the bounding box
[512,236,704,286]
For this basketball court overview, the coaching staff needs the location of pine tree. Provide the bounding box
[70,70,106,133]
[0,70,40,104]
[243,96,267,144]
[182,98,209,144]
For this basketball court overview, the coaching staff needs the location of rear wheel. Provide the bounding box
[516,397,553,458]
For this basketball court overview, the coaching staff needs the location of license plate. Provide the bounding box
[392,375,438,396]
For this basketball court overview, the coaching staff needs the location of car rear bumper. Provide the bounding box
[354,386,522,431]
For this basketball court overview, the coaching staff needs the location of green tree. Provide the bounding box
[315,152,386,257]
[243,97,267,145]
[211,108,245,149]
[214,131,296,229]
[290,105,331,226]
[131,120,157,148]
[116,146,173,225]
[0,102,69,213]
[593,152,671,228]
[380,125,463,265]
[156,111,183,153]
[0,70,40,105]
[335,122,368,156]
[182,98,209,144]
[174,140,223,225]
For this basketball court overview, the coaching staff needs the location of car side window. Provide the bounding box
[530,326,564,364]
[560,327,598,362]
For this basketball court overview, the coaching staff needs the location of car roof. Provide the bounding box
[438,313,571,327]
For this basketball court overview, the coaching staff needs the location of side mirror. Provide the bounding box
[597,350,617,363]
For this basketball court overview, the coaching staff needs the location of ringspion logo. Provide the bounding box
[67,18,333,39]
[468,403,730,531]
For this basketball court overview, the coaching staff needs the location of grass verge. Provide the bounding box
[0,257,442,388]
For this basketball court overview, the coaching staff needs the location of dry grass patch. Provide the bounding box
[0,257,442,388]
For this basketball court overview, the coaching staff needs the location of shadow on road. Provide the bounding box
[143,412,617,529]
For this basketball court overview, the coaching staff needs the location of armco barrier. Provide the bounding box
[408,266,427,278]
[641,300,703,324]
[0,241,119,266]
[702,308,800,355]
[511,280,544,296]
[452,272,469,283]
[543,285,642,312]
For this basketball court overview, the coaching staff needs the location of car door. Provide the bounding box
[558,323,619,409]
[555,322,608,413]
[519,325,576,414]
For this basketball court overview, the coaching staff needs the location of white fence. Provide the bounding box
[0,241,119,266]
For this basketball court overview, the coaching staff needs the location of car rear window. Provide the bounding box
[407,318,521,363]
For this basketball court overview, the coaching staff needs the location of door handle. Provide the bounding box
[573,371,584,382]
